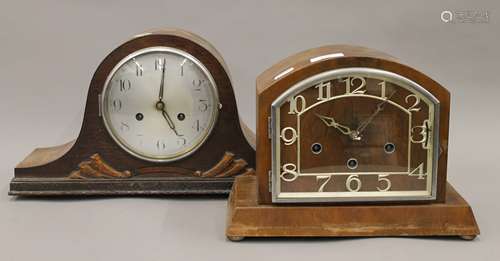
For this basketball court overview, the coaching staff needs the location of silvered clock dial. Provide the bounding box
[102,47,220,162]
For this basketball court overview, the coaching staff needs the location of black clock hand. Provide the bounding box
[155,57,182,137]
[162,109,183,137]
[355,91,397,139]
[315,113,356,137]
[158,58,166,101]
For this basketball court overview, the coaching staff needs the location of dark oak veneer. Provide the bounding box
[10,29,255,196]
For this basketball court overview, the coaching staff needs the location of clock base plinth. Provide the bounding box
[226,176,480,240]
[9,177,235,196]
[11,142,255,196]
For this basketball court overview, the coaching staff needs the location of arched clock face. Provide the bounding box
[271,68,440,202]
[102,47,220,162]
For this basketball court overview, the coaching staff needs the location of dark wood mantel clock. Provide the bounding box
[226,45,479,241]
[10,29,255,196]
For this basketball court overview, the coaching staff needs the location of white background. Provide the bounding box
[1,1,498,260]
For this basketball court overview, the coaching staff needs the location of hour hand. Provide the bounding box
[161,109,183,137]
[315,113,355,137]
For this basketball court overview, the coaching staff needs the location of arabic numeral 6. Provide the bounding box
[346,174,362,192]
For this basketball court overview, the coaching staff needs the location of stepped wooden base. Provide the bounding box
[226,176,479,241]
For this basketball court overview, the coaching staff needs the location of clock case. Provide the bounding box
[226,45,479,241]
[10,29,255,196]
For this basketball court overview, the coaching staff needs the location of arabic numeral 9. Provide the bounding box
[280,127,297,145]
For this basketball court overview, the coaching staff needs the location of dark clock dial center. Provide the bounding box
[155,101,165,110]
[311,143,322,154]
[177,113,186,121]
[135,113,144,121]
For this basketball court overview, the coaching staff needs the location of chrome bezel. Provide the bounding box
[101,47,220,163]
[271,67,440,203]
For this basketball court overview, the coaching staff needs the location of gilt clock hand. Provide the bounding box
[315,113,356,137]
[354,91,397,139]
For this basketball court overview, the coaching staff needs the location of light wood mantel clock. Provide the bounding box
[10,29,255,196]
[226,45,479,241]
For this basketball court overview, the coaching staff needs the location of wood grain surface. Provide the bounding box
[256,45,450,204]
[11,28,255,195]
[226,175,479,240]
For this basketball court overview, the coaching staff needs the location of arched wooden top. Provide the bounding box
[257,45,398,94]
[14,29,255,187]
[135,28,233,84]
[255,45,450,204]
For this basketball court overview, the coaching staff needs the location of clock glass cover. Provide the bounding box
[102,47,219,162]
[272,67,439,202]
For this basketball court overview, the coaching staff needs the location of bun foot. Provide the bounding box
[460,235,477,240]
[227,236,245,242]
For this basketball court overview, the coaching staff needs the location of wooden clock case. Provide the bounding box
[10,29,255,196]
[226,45,479,241]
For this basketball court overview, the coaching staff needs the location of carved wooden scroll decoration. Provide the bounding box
[68,154,132,179]
[193,152,254,178]
[67,152,254,180]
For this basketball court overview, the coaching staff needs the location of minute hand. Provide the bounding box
[158,58,166,101]
[355,91,396,137]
